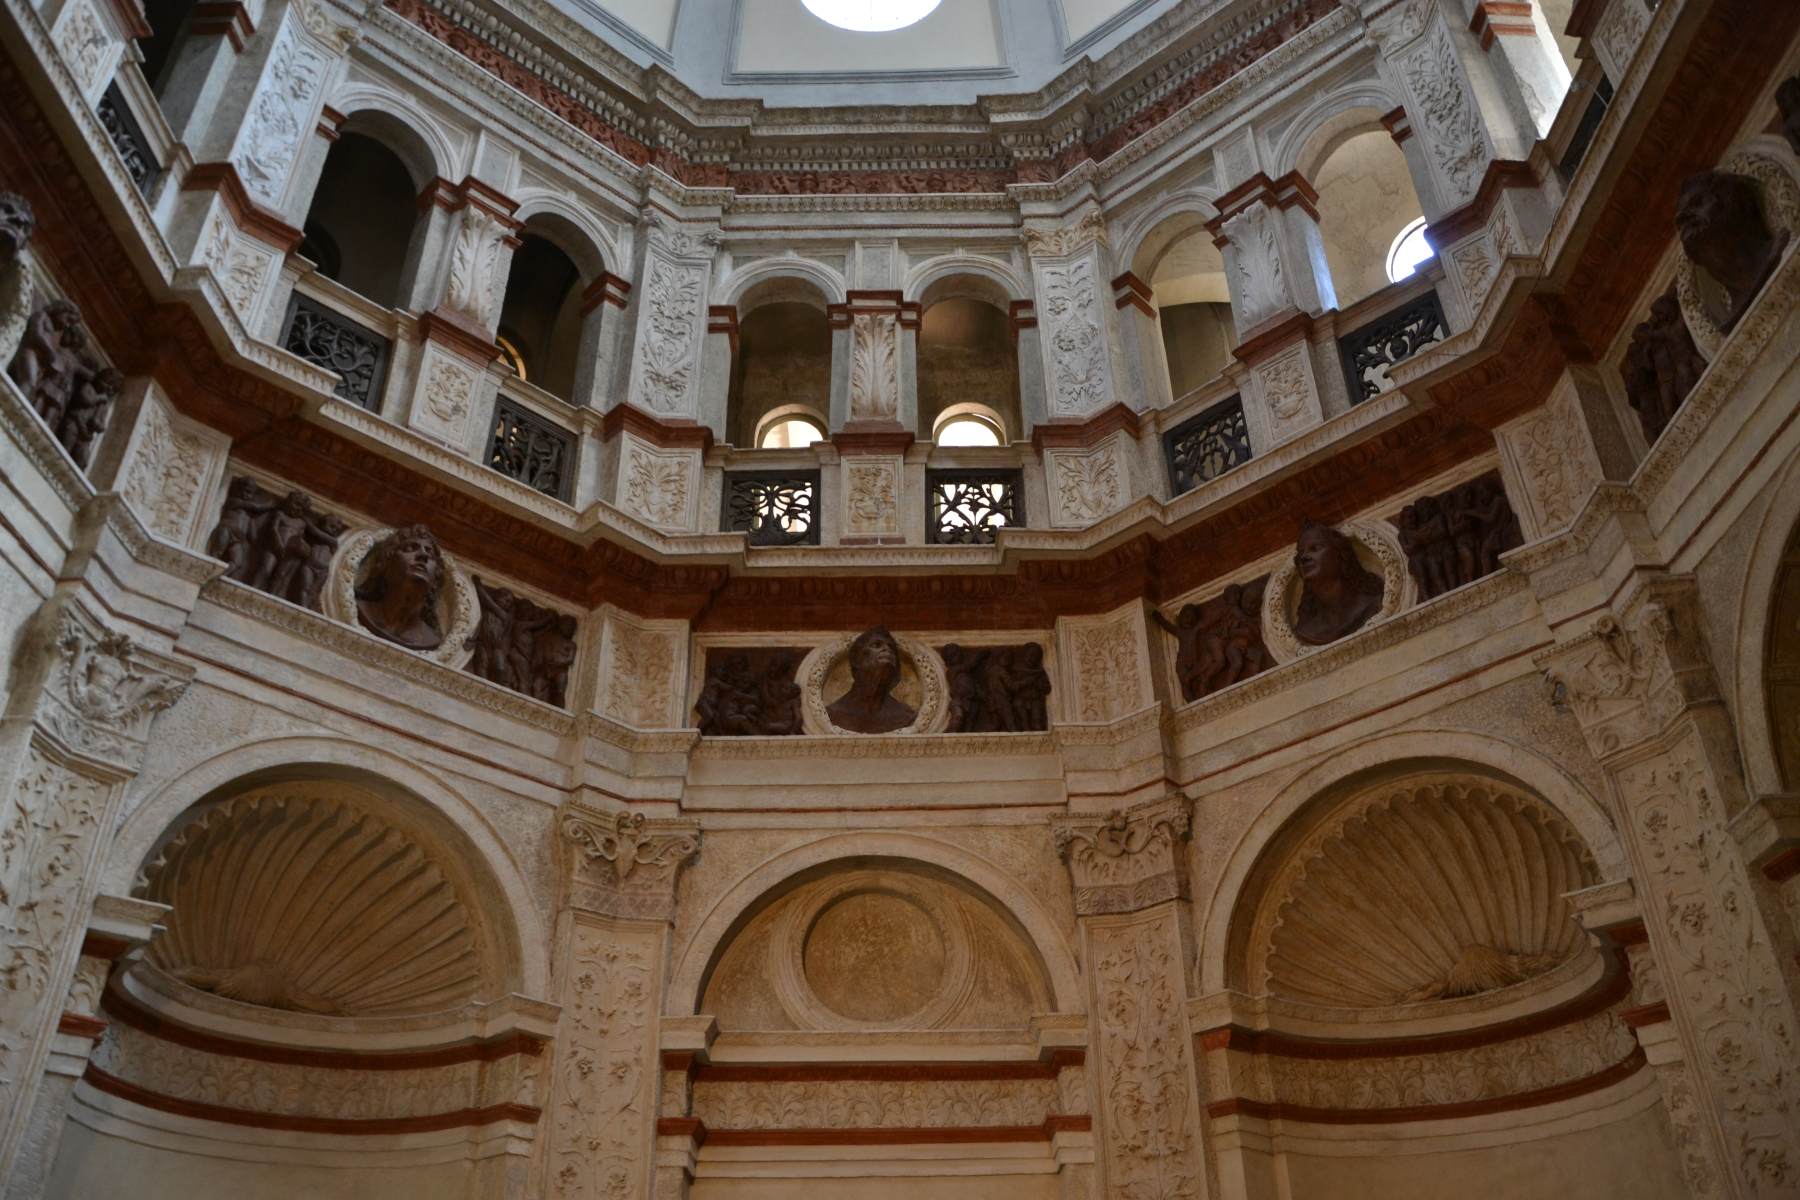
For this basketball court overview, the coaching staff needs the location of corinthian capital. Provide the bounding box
[559,804,700,921]
[1022,206,1108,260]
[36,605,191,769]
[1051,793,1192,915]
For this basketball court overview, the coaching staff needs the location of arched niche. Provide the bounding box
[1304,117,1430,307]
[916,275,1019,443]
[729,277,833,448]
[298,114,434,310]
[1130,207,1234,400]
[495,213,599,401]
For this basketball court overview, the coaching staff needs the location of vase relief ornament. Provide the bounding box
[1069,615,1146,722]
[1255,344,1312,439]
[799,628,948,736]
[849,312,900,420]
[1047,442,1123,527]
[1260,519,1412,662]
[199,214,271,322]
[327,526,479,667]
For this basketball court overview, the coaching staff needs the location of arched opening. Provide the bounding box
[298,126,427,310]
[729,281,832,448]
[754,404,828,449]
[1310,126,1429,307]
[495,226,585,401]
[1134,212,1234,400]
[136,0,200,94]
[1766,519,1800,788]
[916,293,1019,443]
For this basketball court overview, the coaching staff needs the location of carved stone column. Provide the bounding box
[1539,582,1800,1196]
[4,894,165,1200]
[834,291,915,434]
[1023,205,1129,421]
[623,218,721,423]
[1051,795,1208,1200]
[410,183,520,450]
[545,805,700,1200]
[0,601,192,1182]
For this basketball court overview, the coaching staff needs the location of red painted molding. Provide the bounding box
[580,271,632,314]
[85,1066,542,1135]
[180,163,303,253]
[1112,270,1156,317]
[697,1061,1061,1084]
[188,1,254,50]
[1209,170,1322,230]
[1008,299,1037,333]
[1470,1,1538,49]
[1207,1048,1645,1126]
[1031,402,1142,450]
[79,932,138,960]
[1564,0,1610,40]
[101,988,548,1071]
[833,420,915,456]
[1762,845,1800,883]
[1381,105,1413,145]
[103,0,153,40]
[828,291,923,330]
[1043,1047,1086,1071]
[1231,309,1315,368]
[1427,159,1539,249]
[656,1116,707,1145]
[601,402,714,453]
[419,307,501,365]
[58,1011,108,1039]
[1620,1001,1672,1029]
[416,177,460,213]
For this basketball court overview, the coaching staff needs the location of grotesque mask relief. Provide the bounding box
[206,477,347,611]
[0,190,35,267]
[1675,169,1790,332]
[354,523,448,651]
[1291,520,1386,646]
[940,643,1052,733]
[826,627,917,734]
[466,577,577,708]
[1153,578,1271,703]
[1623,288,1707,445]
[1395,472,1523,601]
[696,648,804,736]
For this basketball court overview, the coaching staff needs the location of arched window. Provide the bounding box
[298,129,425,310]
[1132,213,1235,401]
[1311,127,1428,306]
[730,283,832,448]
[1385,217,1434,284]
[495,231,583,401]
[916,291,1019,443]
[755,408,828,449]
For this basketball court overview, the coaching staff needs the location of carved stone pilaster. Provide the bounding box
[625,221,720,421]
[1051,793,1192,916]
[848,311,901,423]
[1024,206,1122,419]
[558,804,701,922]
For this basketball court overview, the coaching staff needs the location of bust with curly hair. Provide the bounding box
[1292,520,1385,647]
[355,524,446,651]
[826,627,917,734]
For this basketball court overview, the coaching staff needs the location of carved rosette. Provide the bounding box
[798,630,949,736]
[558,805,700,921]
[1051,794,1193,916]
[1260,519,1412,663]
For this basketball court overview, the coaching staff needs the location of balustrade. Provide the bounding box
[280,293,392,411]
[96,81,158,196]
[1163,396,1252,497]
[485,395,576,501]
[1337,289,1449,406]
[724,470,821,546]
[926,468,1023,545]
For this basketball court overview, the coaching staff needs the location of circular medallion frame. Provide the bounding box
[1676,148,1800,361]
[798,630,949,735]
[328,527,479,668]
[1260,519,1413,663]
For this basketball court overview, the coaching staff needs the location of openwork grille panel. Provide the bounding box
[725,471,820,546]
[927,469,1023,545]
[97,81,159,195]
[1163,396,1251,497]
[486,398,575,501]
[280,294,391,411]
[1338,290,1448,406]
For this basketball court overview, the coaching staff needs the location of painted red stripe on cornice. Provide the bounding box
[696,1061,1063,1084]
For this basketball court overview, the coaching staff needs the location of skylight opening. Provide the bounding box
[1385,217,1434,284]
[801,0,943,33]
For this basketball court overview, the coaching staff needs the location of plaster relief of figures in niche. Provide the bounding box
[1623,288,1706,445]
[466,577,576,707]
[849,312,899,420]
[1675,169,1790,334]
[940,643,1051,733]
[1394,472,1522,600]
[802,628,947,735]
[327,525,480,666]
[1261,519,1410,661]
[0,191,35,367]
[8,293,121,468]
[206,477,347,611]
[1154,578,1271,703]
[695,647,804,736]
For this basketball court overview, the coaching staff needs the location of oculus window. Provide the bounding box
[801,0,942,32]
[1385,217,1434,284]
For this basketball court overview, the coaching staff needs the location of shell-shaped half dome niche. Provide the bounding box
[139,790,492,1016]
[1249,776,1599,1010]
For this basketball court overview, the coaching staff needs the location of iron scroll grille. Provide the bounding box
[724,471,821,546]
[1162,395,1252,498]
[1337,288,1449,406]
[486,397,576,502]
[280,293,392,412]
[97,81,159,196]
[926,469,1023,545]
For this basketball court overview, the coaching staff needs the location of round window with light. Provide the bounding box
[801,0,943,32]
[1385,217,1434,284]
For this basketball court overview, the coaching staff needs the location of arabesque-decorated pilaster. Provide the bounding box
[545,805,700,1200]
[1023,205,1129,421]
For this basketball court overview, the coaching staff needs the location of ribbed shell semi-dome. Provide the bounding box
[138,791,489,1016]
[1250,777,1600,1009]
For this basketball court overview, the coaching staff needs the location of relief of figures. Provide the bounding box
[1623,288,1707,444]
[1153,578,1271,703]
[1395,473,1523,601]
[696,648,804,736]
[940,643,1052,732]
[7,292,122,469]
[465,577,577,708]
[205,477,347,611]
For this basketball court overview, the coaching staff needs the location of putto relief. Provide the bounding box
[939,643,1052,733]
[206,477,347,611]
[1623,287,1706,444]
[465,577,577,708]
[1154,578,1271,703]
[1394,472,1523,600]
[695,648,804,736]
[7,287,121,468]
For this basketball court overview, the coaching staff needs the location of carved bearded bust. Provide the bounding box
[1291,521,1385,647]
[826,627,917,734]
[1676,170,1789,330]
[354,524,447,651]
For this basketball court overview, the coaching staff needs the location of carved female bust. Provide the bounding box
[826,627,917,734]
[1291,521,1385,647]
[1676,169,1789,331]
[354,524,447,651]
